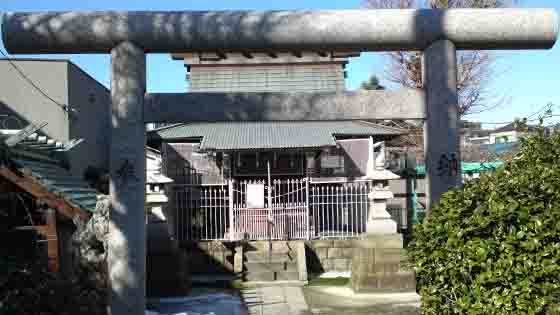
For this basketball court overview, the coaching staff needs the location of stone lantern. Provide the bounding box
[350,140,416,293]
[366,140,400,235]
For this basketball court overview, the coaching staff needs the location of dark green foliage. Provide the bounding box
[408,126,560,314]
[0,257,107,315]
[360,75,385,90]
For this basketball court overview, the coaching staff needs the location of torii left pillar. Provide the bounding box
[108,41,147,315]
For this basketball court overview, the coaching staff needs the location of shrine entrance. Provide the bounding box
[3,8,555,314]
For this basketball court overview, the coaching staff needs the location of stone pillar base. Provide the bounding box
[351,234,416,293]
[366,218,397,235]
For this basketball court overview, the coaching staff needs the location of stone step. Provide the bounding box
[244,251,295,263]
[275,271,300,281]
[241,280,308,288]
[245,241,298,253]
[244,271,300,282]
[245,261,298,273]
[245,271,274,282]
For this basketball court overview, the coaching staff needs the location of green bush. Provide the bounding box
[408,126,560,315]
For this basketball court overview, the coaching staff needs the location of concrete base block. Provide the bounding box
[327,247,344,258]
[333,240,354,248]
[350,234,416,293]
[234,245,243,273]
[245,262,298,273]
[351,271,416,293]
[244,271,300,281]
[296,241,308,281]
[309,240,334,248]
[245,272,275,282]
[352,234,404,249]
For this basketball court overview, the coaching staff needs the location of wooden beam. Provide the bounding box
[144,89,426,123]
[31,225,50,236]
[0,166,90,220]
[0,177,18,193]
[45,209,59,273]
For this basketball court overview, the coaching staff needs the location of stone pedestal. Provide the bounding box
[366,186,397,234]
[351,234,416,293]
[365,168,400,235]
[351,167,415,293]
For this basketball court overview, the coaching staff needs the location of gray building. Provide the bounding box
[0,58,110,178]
[173,51,353,92]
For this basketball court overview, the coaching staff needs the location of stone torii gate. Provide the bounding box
[2,8,557,314]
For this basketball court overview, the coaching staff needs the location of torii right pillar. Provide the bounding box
[423,39,461,211]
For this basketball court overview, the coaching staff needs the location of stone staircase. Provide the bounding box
[243,241,303,282]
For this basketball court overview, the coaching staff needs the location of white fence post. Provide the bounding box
[229,179,234,241]
[306,178,310,240]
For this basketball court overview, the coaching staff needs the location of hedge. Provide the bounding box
[408,126,560,314]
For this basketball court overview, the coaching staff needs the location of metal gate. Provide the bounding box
[171,178,406,242]
[231,178,308,240]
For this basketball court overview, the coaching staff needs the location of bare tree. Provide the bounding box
[364,0,516,116]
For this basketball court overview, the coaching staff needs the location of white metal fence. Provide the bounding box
[170,178,407,242]
[172,184,229,241]
[309,181,370,239]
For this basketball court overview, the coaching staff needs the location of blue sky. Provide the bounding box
[1,0,559,128]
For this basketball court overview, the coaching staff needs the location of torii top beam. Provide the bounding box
[2,9,557,54]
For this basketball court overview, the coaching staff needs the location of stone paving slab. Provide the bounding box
[240,284,420,314]
[241,286,309,315]
[303,286,420,314]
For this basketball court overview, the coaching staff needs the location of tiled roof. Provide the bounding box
[0,130,98,213]
[149,121,404,151]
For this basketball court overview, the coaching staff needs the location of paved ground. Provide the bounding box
[239,285,420,315]
[303,286,420,315]
[148,282,420,314]
[148,290,247,315]
[241,286,309,315]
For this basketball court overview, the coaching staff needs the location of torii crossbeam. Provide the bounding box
[2,8,557,315]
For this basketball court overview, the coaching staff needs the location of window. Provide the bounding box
[234,151,303,176]
[320,148,345,176]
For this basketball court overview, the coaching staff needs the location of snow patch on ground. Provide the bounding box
[147,293,245,315]
[318,271,351,278]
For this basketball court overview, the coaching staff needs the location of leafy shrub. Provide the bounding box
[408,126,560,314]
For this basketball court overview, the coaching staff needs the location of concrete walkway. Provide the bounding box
[303,286,420,314]
[241,286,308,315]
[240,285,420,315]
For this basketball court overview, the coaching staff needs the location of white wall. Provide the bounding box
[0,60,69,140]
[490,131,522,144]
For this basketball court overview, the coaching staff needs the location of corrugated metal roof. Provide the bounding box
[151,121,404,151]
[0,130,98,213]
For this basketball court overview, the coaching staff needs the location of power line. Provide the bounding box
[0,49,71,113]
[477,114,560,125]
